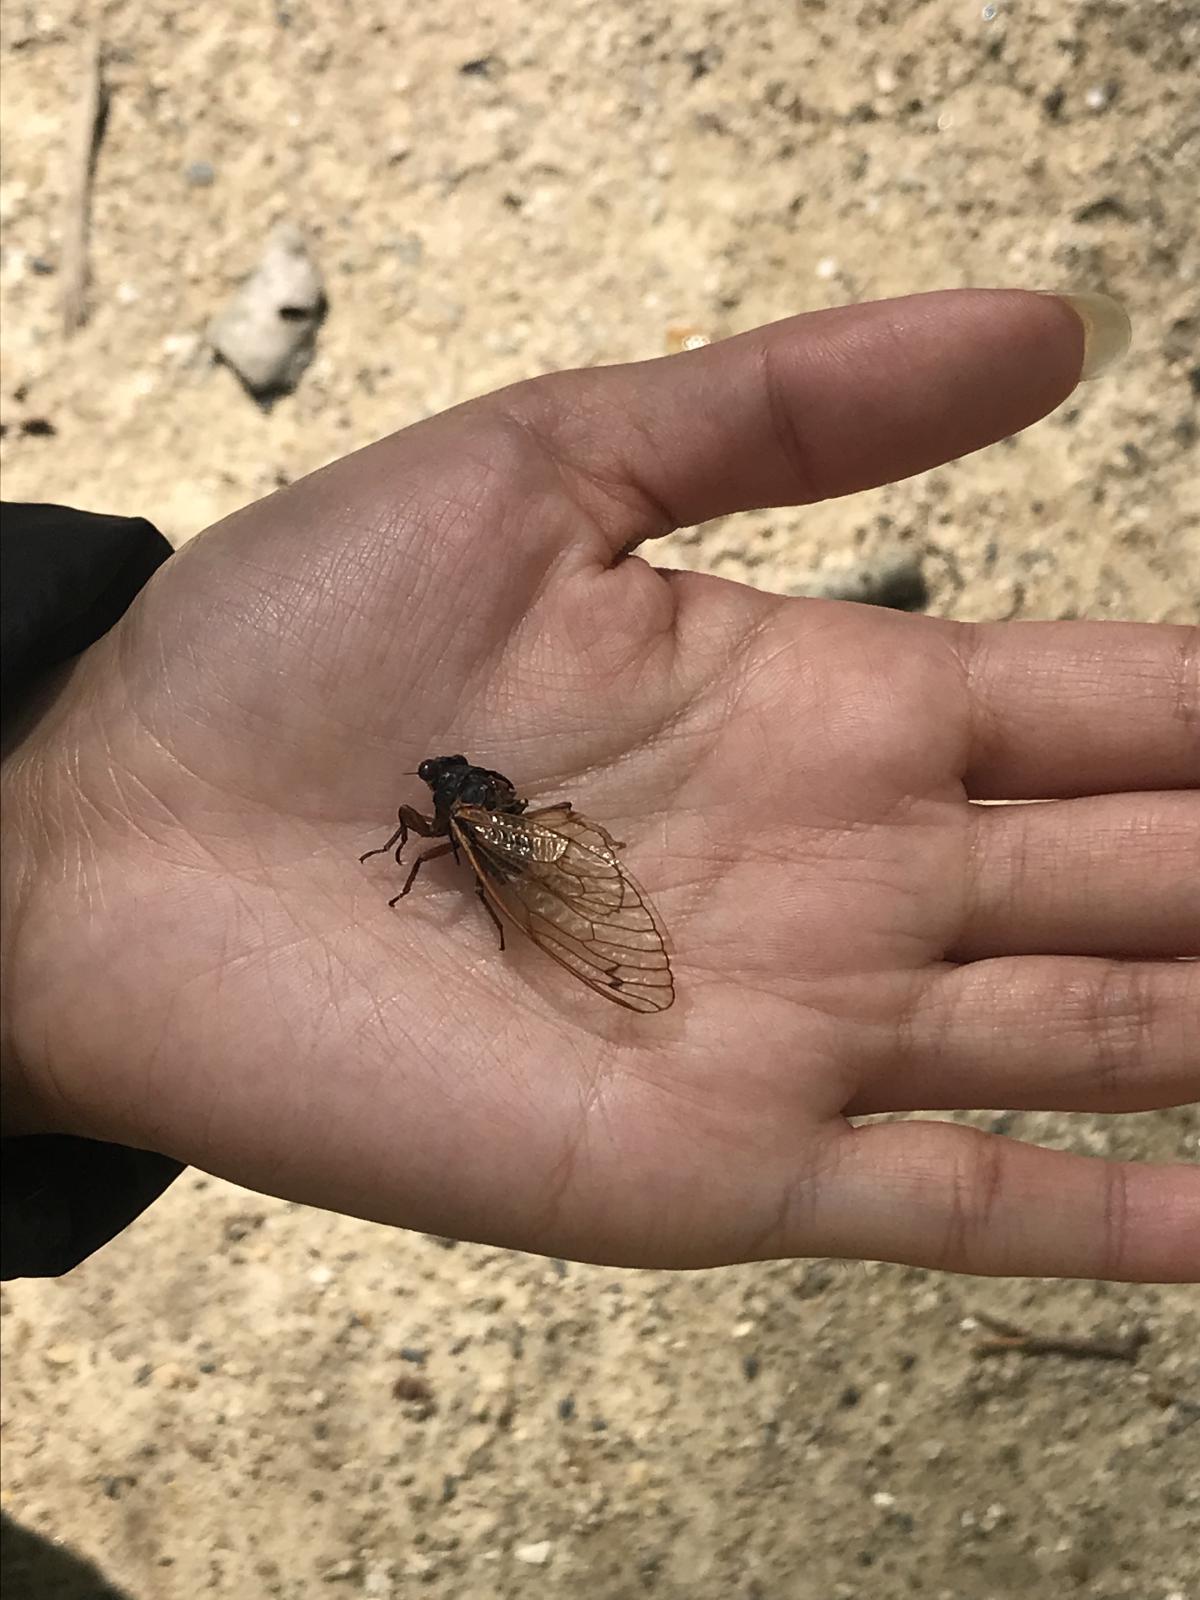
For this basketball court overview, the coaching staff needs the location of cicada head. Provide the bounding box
[418,754,523,815]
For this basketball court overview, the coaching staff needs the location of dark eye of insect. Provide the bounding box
[360,756,674,1014]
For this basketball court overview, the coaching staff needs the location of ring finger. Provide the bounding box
[852,953,1198,1114]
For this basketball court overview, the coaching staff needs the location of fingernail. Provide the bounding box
[1052,291,1132,380]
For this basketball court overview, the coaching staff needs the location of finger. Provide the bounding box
[857,956,1199,1115]
[517,289,1090,544]
[960,620,1199,797]
[958,792,1200,959]
[804,1121,1200,1281]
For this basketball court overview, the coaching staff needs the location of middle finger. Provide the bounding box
[955,793,1200,961]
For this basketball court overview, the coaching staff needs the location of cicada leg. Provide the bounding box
[475,883,506,950]
[360,805,445,865]
[389,840,456,906]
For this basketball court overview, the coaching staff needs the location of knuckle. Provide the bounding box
[938,1127,1008,1275]
[1097,1160,1133,1281]
[1082,962,1157,1096]
[756,342,822,505]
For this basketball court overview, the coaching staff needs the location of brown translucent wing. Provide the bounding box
[451,803,675,1014]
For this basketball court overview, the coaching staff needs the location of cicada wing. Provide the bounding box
[451,806,674,1014]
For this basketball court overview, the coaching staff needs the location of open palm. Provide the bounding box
[6,291,1197,1280]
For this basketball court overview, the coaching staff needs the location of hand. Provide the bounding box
[3,290,1197,1280]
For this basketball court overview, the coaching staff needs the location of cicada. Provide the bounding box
[360,755,674,1014]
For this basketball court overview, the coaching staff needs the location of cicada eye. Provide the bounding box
[417,759,437,782]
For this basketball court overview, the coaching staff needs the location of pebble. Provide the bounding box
[161,331,201,363]
[322,1556,360,1582]
[184,160,216,187]
[665,323,712,354]
[208,222,327,399]
[44,1342,78,1367]
[514,1541,553,1566]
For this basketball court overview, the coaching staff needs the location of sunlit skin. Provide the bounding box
[2,290,1197,1281]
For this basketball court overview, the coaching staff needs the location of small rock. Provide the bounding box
[208,222,327,400]
[322,1557,361,1583]
[224,1212,265,1243]
[514,1541,553,1566]
[153,1361,186,1389]
[1084,81,1117,111]
[1073,194,1128,223]
[665,323,711,354]
[44,1342,78,1367]
[309,1264,334,1287]
[162,331,201,363]
[392,1372,435,1417]
[184,160,216,187]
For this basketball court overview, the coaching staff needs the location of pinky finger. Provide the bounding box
[804,1121,1200,1283]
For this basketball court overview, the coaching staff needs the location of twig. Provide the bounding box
[61,23,107,334]
[970,1310,1150,1363]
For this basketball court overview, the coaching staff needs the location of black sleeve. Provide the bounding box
[1,502,185,1279]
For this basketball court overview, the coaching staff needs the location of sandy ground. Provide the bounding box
[2,2,1198,1597]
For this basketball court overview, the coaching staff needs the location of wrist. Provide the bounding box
[1,660,100,1139]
